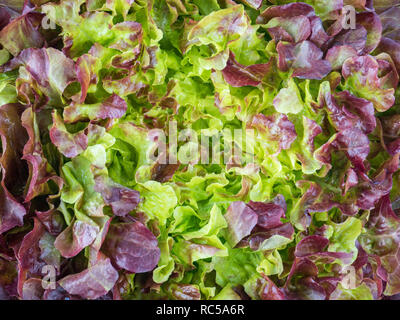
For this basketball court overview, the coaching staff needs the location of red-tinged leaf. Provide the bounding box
[54,220,99,258]
[17,219,45,281]
[109,21,143,52]
[0,48,77,107]
[222,51,272,87]
[326,45,358,70]
[357,12,383,54]
[359,196,400,295]
[94,176,140,217]
[75,54,98,104]
[267,26,294,43]
[343,55,395,112]
[357,155,399,211]
[247,201,286,230]
[250,113,297,153]
[21,108,62,202]
[336,128,370,171]
[377,53,399,90]
[309,16,331,48]
[265,16,311,43]
[260,274,285,300]
[150,160,180,183]
[330,25,368,54]
[246,223,294,251]
[21,278,44,300]
[0,103,28,234]
[319,82,376,134]
[42,284,78,300]
[284,258,327,300]
[102,222,160,273]
[0,187,26,234]
[0,12,44,56]
[380,6,400,42]
[169,284,201,300]
[102,73,148,97]
[58,257,119,300]
[0,103,28,196]
[87,216,112,266]
[49,111,88,158]
[17,218,60,296]
[303,117,322,153]
[277,41,331,80]
[224,201,258,247]
[295,236,330,257]
[377,37,400,73]
[257,3,315,24]
[342,168,359,195]
[63,94,127,123]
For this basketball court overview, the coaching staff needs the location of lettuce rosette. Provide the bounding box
[0,0,400,300]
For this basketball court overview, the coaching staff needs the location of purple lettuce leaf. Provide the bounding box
[295,235,353,265]
[0,12,45,56]
[49,111,88,158]
[221,51,273,87]
[74,53,99,104]
[58,256,119,300]
[290,181,328,230]
[150,158,180,183]
[351,242,387,299]
[319,127,370,172]
[226,198,294,250]
[342,55,395,112]
[0,103,28,233]
[250,113,297,154]
[87,216,112,266]
[0,7,13,31]
[0,48,77,107]
[257,3,315,25]
[248,200,286,230]
[245,223,295,251]
[319,83,376,134]
[265,16,311,43]
[357,12,383,54]
[0,187,26,235]
[16,218,60,296]
[309,16,331,48]
[224,201,258,247]
[102,222,160,273]
[63,93,127,123]
[356,154,399,211]
[329,25,368,55]
[326,45,358,70]
[377,53,399,90]
[377,36,400,73]
[277,40,331,80]
[284,257,328,300]
[94,175,140,217]
[259,274,285,300]
[54,220,99,258]
[380,6,400,42]
[21,107,63,202]
[21,278,44,300]
[359,195,400,295]
[168,283,201,300]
